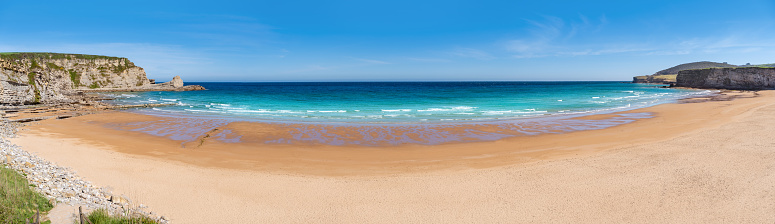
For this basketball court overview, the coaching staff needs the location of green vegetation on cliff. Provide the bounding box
[88,82,101,89]
[748,63,775,68]
[634,61,740,84]
[29,59,41,70]
[0,52,124,61]
[69,69,81,87]
[654,61,737,76]
[26,73,41,103]
[45,62,63,70]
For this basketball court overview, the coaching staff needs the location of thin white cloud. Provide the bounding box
[281,65,339,74]
[501,14,775,59]
[407,57,451,63]
[353,58,391,64]
[504,14,609,58]
[278,48,290,58]
[449,48,495,60]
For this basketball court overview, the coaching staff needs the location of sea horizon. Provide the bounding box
[108,81,712,124]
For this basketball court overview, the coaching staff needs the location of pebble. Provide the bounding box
[0,120,168,223]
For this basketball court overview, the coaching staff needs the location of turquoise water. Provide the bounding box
[108,82,712,123]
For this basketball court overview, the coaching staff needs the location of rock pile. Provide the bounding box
[0,121,168,223]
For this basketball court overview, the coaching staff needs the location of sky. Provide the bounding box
[1,0,774,82]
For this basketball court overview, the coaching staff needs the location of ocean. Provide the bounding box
[108,81,712,123]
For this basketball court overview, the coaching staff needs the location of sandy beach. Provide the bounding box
[11,90,775,223]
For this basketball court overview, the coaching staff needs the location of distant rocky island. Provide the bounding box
[0,52,204,105]
[633,61,775,90]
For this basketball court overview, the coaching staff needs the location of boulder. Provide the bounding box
[171,75,184,88]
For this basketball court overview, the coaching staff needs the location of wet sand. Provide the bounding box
[12,90,775,223]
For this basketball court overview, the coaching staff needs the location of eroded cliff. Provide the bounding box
[633,61,738,84]
[0,52,203,105]
[676,67,775,90]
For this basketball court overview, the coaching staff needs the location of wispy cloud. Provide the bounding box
[640,35,775,56]
[353,57,391,64]
[448,48,495,60]
[280,57,391,74]
[504,14,609,58]
[501,14,775,59]
[281,65,339,74]
[407,57,451,63]
[278,48,290,58]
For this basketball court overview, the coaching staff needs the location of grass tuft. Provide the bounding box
[0,165,54,224]
[69,70,81,87]
[88,82,100,89]
[79,209,159,224]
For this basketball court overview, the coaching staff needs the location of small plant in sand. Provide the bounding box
[77,209,159,224]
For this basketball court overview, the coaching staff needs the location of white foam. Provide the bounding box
[382,109,412,112]
[418,106,476,112]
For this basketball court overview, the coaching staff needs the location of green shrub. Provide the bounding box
[80,209,159,224]
[45,62,63,70]
[0,165,54,224]
[69,70,81,87]
[29,59,41,70]
[27,73,36,85]
[0,52,123,61]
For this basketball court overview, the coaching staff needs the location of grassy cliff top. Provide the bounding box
[0,52,126,60]
[653,61,738,75]
[746,63,775,68]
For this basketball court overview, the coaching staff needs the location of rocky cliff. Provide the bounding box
[633,61,738,84]
[1,52,203,105]
[676,67,775,90]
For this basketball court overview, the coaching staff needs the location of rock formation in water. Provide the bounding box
[675,67,775,90]
[0,52,204,105]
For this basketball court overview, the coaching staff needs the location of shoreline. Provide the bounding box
[12,90,765,176]
[7,90,775,222]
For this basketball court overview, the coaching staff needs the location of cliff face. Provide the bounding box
[1,53,151,104]
[676,67,775,90]
[633,61,738,84]
[632,75,677,84]
[1,53,203,105]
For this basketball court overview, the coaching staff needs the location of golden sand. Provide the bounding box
[12,90,775,223]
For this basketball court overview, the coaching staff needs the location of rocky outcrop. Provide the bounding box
[633,61,738,84]
[675,67,775,90]
[632,75,677,84]
[80,75,205,92]
[170,75,184,88]
[0,53,204,105]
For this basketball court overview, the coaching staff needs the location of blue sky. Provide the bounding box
[1,0,774,81]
